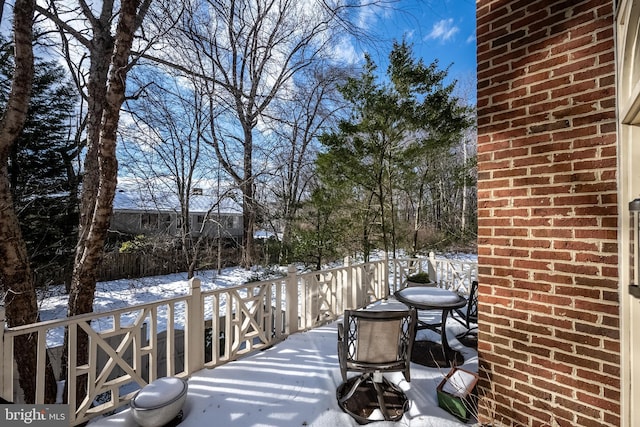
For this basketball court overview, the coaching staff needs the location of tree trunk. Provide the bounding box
[377,161,389,256]
[280,219,292,264]
[461,136,468,233]
[241,128,255,268]
[64,0,144,406]
[61,18,112,406]
[0,0,57,403]
[0,174,57,403]
[413,181,425,256]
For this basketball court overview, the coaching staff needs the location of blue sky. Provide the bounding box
[1,0,477,101]
[362,0,477,98]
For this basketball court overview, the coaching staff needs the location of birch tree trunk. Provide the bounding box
[0,0,57,403]
[56,0,151,404]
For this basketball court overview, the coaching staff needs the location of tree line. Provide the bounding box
[0,0,476,404]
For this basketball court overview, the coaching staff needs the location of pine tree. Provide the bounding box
[317,40,472,258]
[0,37,80,286]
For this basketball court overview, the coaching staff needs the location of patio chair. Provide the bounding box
[336,308,416,423]
[451,280,478,339]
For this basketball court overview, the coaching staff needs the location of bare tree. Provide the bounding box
[262,64,348,262]
[165,0,380,267]
[120,68,237,278]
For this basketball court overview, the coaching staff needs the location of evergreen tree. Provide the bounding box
[317,40,472,258]
[0,37,80,285]
[293,184,349,270]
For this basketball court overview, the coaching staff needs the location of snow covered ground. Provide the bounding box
[37,266,279,347]
[89,301,478,427]
[35,253,478,426]
[37,252,477,348]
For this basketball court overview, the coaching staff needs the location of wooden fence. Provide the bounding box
[34,248,242,287]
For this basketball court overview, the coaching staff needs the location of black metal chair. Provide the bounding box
[336,308,416,423]
[452,280,478,339]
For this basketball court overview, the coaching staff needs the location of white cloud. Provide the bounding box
[404,29,415,41]
[330,36,362,65]
[425,18,459,42]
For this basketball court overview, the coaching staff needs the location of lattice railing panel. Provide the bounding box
[391,255,477,295]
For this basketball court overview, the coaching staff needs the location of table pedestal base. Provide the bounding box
[411,340,464,368]
[456,332,478,348]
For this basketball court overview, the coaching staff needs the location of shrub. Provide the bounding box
[407,271,430,283]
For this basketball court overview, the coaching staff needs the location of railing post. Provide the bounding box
[428,251,437,285]
[0,307,5,399]
[342,256,352,310]
[187,277,204,374]
[383,252,390,298]
[355,258,364,309]
[286,265,299,334]
[0,307,12,403]
[389,257,398,292]
[346,256,359,309]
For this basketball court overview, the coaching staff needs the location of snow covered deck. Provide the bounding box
[90,300,478,427]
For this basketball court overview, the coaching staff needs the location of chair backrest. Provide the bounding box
[353,316,403,363]
[467,280,478,323]
[339,308,416,381]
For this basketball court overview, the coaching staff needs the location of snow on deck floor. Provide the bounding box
[90,302,478,427]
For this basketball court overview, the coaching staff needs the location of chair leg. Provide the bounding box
[372,378,389,420]
[337,373,369,404]
[403,362,411,383]
[337,374,409,423]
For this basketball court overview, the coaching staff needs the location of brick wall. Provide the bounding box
[476,1,620,426]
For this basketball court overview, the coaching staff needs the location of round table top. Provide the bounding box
[395,286,467,310]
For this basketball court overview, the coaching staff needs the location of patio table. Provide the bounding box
[394,286,467,368]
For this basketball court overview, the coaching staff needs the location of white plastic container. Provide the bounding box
[130,377,188,427]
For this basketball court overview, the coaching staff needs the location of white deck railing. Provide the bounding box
[0,255,476,426]
[391,252,478,294]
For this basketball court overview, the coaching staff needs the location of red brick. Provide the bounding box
[554,351,600,371]
[530,377,574,397]
[512,239,551,251]
[531,336,573,352]
[553,307,598,323]
[553,262,599,276]
[477,1,619,425]
[532,228,571,238]
[553,240,599,252]
[573,300,619,315]
[553,194,600,205]
[555,374,601,395]
[574,228,616,240]
[533,272,574,285]
[555,330,601,347]
[555,285,600,299]
[553,172,597,183]
[512,300,552,314]
[530,314,572,330]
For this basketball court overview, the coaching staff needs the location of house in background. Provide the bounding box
[110,183,243,241]
[477,1,638,426]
